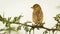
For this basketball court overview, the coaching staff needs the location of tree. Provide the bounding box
[0,13,60,34]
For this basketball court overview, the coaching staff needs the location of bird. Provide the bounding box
[31,4,43,24]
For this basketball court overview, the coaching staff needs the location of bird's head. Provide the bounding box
[31,4,41,11]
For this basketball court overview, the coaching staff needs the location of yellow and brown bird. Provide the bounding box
[31,4,43,24]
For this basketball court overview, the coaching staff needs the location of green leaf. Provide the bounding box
[0,14,2,18]
[53,14,60,22]
[17,25,21,31]
[37,23,43,28]
[0,29,5,31]
[13,17,17,22]
[3,18,7,24]
[6,27,15,31]
[18,15,23,20]
[5,18,11,27]
[24,22,27,25]
[53,17,57,20]
[8,17,11,21]
[13,15,23,23]
[43,30,48,34]
[37,27,39,30]
[29,27,34,32]
[52,30,55,34]
[56,14,60,18]
[5,23,8,27]
[24,26,29,32]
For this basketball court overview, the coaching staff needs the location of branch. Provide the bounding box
[13,22,60,31]
[0,18,60,31]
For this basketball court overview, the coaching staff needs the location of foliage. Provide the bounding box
[13,15,23,23]
[17,25,21,31]
[54,14,60,23]
[43,30,48,34]
[0,14,60,34]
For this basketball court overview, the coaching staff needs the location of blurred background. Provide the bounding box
[0,0,60,34]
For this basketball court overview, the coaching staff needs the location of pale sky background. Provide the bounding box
[0,0,60,34]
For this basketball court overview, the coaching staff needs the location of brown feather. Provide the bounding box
[32,4,43,24]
